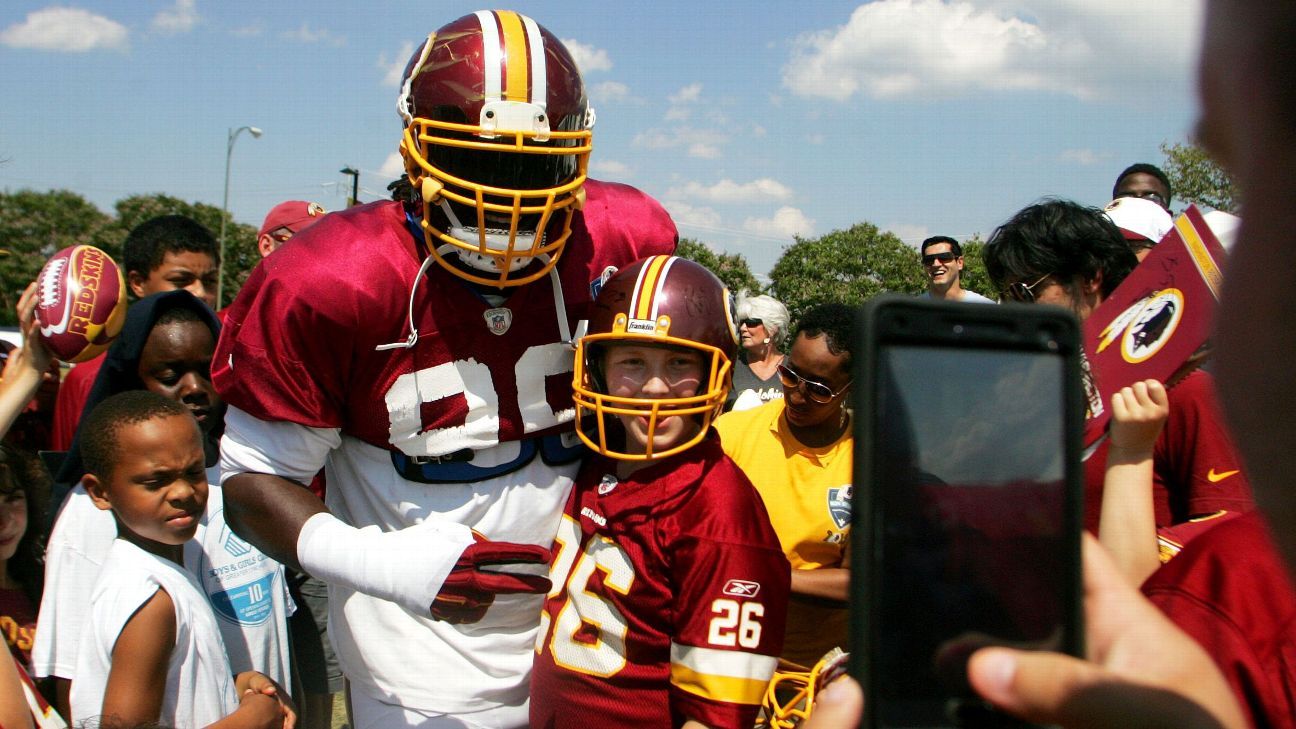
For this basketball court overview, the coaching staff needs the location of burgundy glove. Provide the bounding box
[430,539,552,624]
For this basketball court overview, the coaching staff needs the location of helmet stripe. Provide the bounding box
[520,13,547,106]
[475,10,503,102]
[632,255,671,321]
[497,10,530,103]
[397,32,436,125]
[628,257,655,319]
[648,256,678,320]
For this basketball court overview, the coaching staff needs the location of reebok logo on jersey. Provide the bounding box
[722,580,761,598]
[1207,468,1240,483]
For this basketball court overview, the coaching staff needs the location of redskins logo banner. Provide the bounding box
[1082,205,1226,448]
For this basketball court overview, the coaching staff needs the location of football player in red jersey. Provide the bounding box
[530,256,790,729]
[211,11,676,728]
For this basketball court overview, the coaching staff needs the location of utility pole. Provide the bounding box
[340,167,360,208]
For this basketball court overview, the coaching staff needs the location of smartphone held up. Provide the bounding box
[851,297,1085,728]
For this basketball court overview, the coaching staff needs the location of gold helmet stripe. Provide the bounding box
[630,255,672,322]
[495,10,531,103]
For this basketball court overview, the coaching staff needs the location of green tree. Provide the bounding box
[960,237,995,300]
[674,238,763,296]
[1160,141,1238,213]
[0,189,113,324]
[769,222,926,325]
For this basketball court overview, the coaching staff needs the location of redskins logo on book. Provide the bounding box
[1096,288,1186,364]
[1081,206,1226,449]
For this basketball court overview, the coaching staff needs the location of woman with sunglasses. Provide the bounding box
[715,303,855,669]
[726,293,790,412]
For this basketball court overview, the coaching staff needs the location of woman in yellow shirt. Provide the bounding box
[714,303,855,668]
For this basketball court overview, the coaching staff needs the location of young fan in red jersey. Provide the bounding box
[530,256,789,729]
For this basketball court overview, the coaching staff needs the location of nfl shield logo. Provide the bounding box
[827,485,852,530]
[484,307,513,336]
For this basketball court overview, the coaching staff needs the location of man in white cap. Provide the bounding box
[1104,196,1174,262]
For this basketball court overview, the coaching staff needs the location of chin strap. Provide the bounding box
[375,248,570,352]
[549,265,571,344]
[376,254,437,351]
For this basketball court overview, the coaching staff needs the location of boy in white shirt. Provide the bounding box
[72,390,292,728]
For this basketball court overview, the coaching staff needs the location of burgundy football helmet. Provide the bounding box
[398,10,594,287]
[573,256,739,460]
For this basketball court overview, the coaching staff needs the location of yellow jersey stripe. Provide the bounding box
[496,10,530,103]
[670,664,771,705]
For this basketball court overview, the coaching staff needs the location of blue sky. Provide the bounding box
[0,1,1204,278]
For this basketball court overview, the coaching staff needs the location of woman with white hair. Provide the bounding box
[727,292,790,411]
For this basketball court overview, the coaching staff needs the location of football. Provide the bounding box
[35,245,128,363]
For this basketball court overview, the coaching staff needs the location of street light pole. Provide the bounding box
[218,125,262,309]
[340,167,360,208]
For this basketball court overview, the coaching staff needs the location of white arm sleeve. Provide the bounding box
[297,512,476,615]
[219,405,341,485]
[221,406,476,614]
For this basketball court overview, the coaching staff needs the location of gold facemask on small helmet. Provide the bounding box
[573,256,739,460]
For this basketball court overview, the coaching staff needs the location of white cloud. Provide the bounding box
[0,7,128,52]
[563,38,612,73]
[632,127,727,158]
[886,223,931,248]
[663,82,706,123]
[670,83,703,105]
[231,22,264,38]
[378,152,404,179]
[668,178,794,204]
[687,143,722,159]
[664,202,723,229]
[591,81,631,103]
[591,159,632,177]
[1059,148,1107,166]
[743,207,816,239]
[152,0,199,34]
[379,41,415,87]
[783,0,1201,103]
[281,23,344,46]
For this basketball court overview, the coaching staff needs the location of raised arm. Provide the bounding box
[1098,380,1168,586]
[0,283,53,440]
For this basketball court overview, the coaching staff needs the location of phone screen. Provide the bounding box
[872,344,1071,726]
